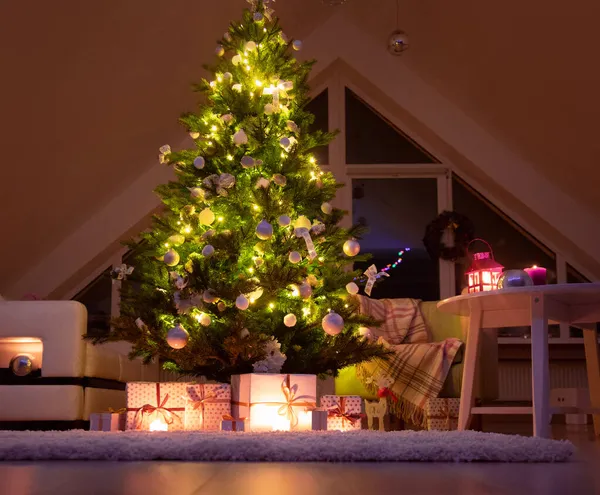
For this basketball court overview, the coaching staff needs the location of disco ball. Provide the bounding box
[388,30,410,55]
[10,354,34,377]
[497,270,534,289]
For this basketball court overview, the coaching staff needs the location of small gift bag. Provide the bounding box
[320,395,363,431]
[125,382,188,431]
[184,383,231,431]
[90,408,126,432]
[425,398,460,431]
[220,414,246,432]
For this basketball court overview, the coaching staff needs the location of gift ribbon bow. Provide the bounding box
[295,228,317,260]
[189,387,231,421]
[377,387,398,403]
[107,407,127,414]
[363,264,389,296]
[127,383,184,430]
[222,414,246,432]
[231,375,316,429]
[327,397,363,428]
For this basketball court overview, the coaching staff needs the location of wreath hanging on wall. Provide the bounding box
[422,210,475,262]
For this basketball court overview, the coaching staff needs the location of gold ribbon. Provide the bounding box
[428,399,457,429]
[107,407,127,414]
[232,375,316,428]
[222,414,246,432]
[127,383,184,430]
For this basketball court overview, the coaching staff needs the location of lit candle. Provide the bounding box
[149,418,168,431]
[524,265,547,285]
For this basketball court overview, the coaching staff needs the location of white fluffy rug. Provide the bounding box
[0,430,574,462]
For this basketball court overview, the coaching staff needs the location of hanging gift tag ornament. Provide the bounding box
[256,220,273,240]
[163,249,180,267]
[322,312,343,336]
[295,228,317,260]
[167,323,189,349]
[236,295,250,310]
[343,239,360,257]
[363,264,389,296]
[284,314,297,327]
[158,144,171,164]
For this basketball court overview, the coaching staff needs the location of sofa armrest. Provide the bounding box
[0,301,87,377]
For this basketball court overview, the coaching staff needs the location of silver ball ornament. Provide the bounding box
[10,354,34,376]
[215,45,225,56]
[253,12,264,21]
[256,220,273,240]
[497,270,534,289]
[358,326,373,339]
[343,239,361,257]
[284,314,297,327]
[346,282,359,295]
[388,30,410,55]
[289,251,302,264]
[322,312,344,336]
[166,324,189,349]
[236,295,250,310]
[163,249,180,266]
[298,282,312,299]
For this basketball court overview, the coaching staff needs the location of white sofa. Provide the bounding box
[0,300,158,427]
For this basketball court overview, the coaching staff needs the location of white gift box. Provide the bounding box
[231,373,317,432]
[184,383,231,431]
[125,382,188,431]
[320,395,362,431]
[89,412,126,432]
[425,398,460,431]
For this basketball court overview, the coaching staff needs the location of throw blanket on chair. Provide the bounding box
[356,296,462,427]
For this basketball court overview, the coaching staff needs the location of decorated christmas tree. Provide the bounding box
[90,0,388,382]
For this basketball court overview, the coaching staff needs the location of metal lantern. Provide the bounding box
[465,239,504,293]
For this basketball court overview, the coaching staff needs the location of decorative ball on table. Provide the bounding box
[283,313,297,327]
[322,312,344,335]
[343,239,361,257]
[163,249,180,267]
[166,323,189,349]
[202,245,215,257]
[497,270,533,289]
[236,295,250,311]
[199,208,215,226]
[256,220,273,240]
[346,282,359,295]
[10,354,34,376]
[289,251,302,264]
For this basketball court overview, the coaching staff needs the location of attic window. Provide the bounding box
[306,89,329,165]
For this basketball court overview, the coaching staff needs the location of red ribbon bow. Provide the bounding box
[127,383,184,430]
[327,397,363,427]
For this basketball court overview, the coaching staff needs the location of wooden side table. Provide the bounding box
[437,284,600,438]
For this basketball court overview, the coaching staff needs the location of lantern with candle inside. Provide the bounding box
[524,265,547,286]
[465,239,504,293]
[231,373,317,432]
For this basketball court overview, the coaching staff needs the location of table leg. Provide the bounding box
[531,294,551,438]
[458,307,482,431]
[582,324,600,437]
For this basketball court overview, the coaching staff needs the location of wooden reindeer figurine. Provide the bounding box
[365,397,388,431]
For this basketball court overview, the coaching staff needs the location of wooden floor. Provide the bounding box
[1,424,599,495]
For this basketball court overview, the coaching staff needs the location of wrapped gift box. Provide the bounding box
[425,398,460,431]
[125,382,188,431]
[231,373,317,432]
[321,395,362,431]
[184,383,231,431]
[89,411,126,432]
[221,415,246,432]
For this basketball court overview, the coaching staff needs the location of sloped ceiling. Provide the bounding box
[1,0,599,295]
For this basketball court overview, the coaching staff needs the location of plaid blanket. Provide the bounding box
[356,296,462,427]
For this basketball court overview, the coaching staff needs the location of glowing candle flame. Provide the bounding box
[149,419,168,432]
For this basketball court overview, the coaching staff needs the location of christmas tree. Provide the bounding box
[90,0,388,382]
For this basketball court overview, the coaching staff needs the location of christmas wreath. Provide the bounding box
[423,211,475,262]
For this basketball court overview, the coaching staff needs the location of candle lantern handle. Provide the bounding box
[467,238,495,261]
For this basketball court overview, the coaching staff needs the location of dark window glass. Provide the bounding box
[352,178,439,301]
[567,264,591,338]
[73,267,112,338]
[345,88,437,164]
[306,89,329,165]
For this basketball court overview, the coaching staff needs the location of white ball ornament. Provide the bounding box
[264,104,275,115]
[278,215,291,227]
[189,131,200,139]
[294,216,311,230]
[289,251,302,264]
[193,156,205,169]
[322,312,344,336]
[292,40,303,51]
[163,249,180,267]
[232,55,242,66]
[358,326,373,339]
[233,129,248,146]
[284,314,297,327]
[343,239,361,257]
[236,295,250,311]
[256,220,273,240]
[199,208,216,225]
[203,290,219,304]
[198,313,211,327]
[221,113,234,123]
[223,72,232,82]
[298,282,312,299]
[215,45,225,56]
[321,202,333,215]
[279,137,291,149]
[190,187,204,200]
[202,245,215,257]
[166,323,189,349]
[346,282,359,295]
[245,41,257,52]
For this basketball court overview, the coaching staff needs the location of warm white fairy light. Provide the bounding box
[253,204,259,211]
[302,307,311,316]
[269,303,275,309]
[309,156,316,164]
[218,216,224,222]
[255,80,263,87]
[183,226,192,234]
[164,243,169,247]
[211,125,218,131]
[227,154,233,160]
